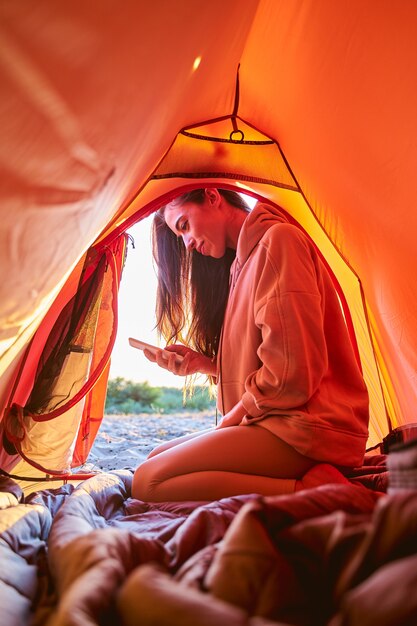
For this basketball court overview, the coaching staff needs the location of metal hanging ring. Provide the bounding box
[229,129,245,142]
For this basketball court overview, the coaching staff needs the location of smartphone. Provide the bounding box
[128,337,184,364]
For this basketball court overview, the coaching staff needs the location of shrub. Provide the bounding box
[105,377,216,414]
[105,378,160,414]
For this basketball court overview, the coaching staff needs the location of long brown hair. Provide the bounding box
[152,189,250,359]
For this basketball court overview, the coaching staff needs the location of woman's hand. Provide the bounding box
[215,400,246,429]
[143,344,216,377]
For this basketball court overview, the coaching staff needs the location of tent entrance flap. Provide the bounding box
[0,235,127,476]
[25,251,106,418]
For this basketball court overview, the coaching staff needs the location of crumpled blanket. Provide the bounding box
[0,476,73,626]
[2,458,417,626]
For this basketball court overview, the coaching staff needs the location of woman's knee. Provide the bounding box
[132,458,159,500]
[147,429,213,459]
[147,441,170,459]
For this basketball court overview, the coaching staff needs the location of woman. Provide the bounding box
[132,188,369,501]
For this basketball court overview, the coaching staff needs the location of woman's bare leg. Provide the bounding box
[132,424,315,502]
[147,428,214,458]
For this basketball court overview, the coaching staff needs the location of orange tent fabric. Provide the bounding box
[1,0,417,474]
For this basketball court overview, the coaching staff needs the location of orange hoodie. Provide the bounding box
[217,203,369,467]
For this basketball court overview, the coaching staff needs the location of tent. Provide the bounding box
[2,0,417,479]
[2,2,417,624]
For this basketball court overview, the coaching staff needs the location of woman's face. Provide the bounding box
[164,192,228,258]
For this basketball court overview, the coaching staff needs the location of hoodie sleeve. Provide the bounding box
[241,224,328,420]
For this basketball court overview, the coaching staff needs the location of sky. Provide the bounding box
[108,215,187,388]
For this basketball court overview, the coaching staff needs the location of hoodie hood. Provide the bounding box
[236,202,289,266]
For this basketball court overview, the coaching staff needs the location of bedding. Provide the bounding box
[1,455,416,626]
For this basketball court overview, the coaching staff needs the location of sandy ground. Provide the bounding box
[87,411,217,472]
